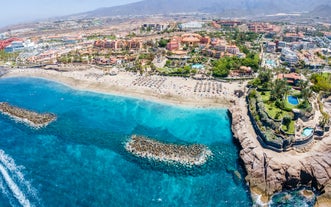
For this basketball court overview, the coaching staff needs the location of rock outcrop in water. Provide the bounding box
[0,102,56,128]
[229,104,331,206]
[125,135,212,166]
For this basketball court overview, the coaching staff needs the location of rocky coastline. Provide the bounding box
[229,104,331,206]
[0,102,56,128]
[125,135,213,166]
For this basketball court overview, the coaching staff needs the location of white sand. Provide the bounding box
[3,68,247,108]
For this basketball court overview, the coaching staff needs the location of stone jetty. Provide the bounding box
[0,102,56,128]
[125,135,212,166]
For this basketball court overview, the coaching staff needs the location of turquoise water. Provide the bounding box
[302,128,314,137]
[266,59,276,67]
[0,77,252,207]
[270,188,316,207]
[288,96,299,105]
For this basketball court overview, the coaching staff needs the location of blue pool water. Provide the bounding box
[0,77,252,207]
[288,96,299,106]
[265,59,276,67]
[302,128,314,137]
[192,64,204,69]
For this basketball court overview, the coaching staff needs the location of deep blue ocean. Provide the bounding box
[0,77,316,207]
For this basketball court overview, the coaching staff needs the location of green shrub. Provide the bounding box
[275,99,283,109]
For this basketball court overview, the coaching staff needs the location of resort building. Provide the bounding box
[181,34,202,46]
[0,38,22,50]
[277,41,287,50]
[213,40,228,51]
[93,39,142,51]
[229,66,253,77]
[210,38,222,46]
[226,45,240,55]
[141,23,168,32]
[283,33,304,42]
[247,23,281,33]
[166,36,181,51]
[266,42,276,53]
[281,47,299,65]
[215,20,241,27]
[127,39,143,50]
[277,73,302,86]
[178,21,204,31]
[4,41,25,53]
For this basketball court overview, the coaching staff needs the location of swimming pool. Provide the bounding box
[265,59,276,67]
[288,96,299,105]
[302,128,314,137]
[192,64,204,69]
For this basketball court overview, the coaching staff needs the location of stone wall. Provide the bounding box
[230,104,331,205]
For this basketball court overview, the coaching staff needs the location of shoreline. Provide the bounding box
[2,68,242,109]
[230,100,331,206]
[4,67,330,205]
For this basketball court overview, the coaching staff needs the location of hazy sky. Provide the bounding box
[0,0,141,28]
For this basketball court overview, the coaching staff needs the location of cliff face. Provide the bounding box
[229,105,331,205]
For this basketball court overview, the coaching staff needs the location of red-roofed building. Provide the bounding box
[226,45,240,55]
[277,73,301,85]
[166,36,181,51]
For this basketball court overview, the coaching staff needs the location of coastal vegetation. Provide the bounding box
[310,73,331,92]
[157,66,192,77]
[247,69,316,148]
[0,50,19,63]
[212,53,259,78]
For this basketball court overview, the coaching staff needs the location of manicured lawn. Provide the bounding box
[281,120,295,135]
[264,102,284,119]
[283,96,300,110]
[258,91,290,120]
[260,91,270,102]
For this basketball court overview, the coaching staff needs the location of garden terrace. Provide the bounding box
[247,87,318,151]
[247,90,285,151]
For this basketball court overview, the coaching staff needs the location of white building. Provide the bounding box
[179,21,204,31]
[266,42,276,53]
[281,47,298,65]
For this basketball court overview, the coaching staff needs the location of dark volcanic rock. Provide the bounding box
[229,104,331,205]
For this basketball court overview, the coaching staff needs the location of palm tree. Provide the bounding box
[282,85,291,100]
[270,79,287,101]
[301,87,312,101]
[297,80,308,90]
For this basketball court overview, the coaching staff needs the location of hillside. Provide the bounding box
[309,4,331,18]
[80,0,331,18]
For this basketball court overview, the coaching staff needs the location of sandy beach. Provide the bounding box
[2,68,246,108]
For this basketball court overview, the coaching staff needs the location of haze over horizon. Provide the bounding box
[0,0,141,28]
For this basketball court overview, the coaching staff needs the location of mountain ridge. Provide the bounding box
[309,4,331,18]
[78,0,331,18]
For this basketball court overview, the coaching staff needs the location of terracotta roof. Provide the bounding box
[277,73,301,80]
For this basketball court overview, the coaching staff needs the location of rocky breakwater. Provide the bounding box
[230,104,331,206]
[125,135,213,166]
[0,102,56,128]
